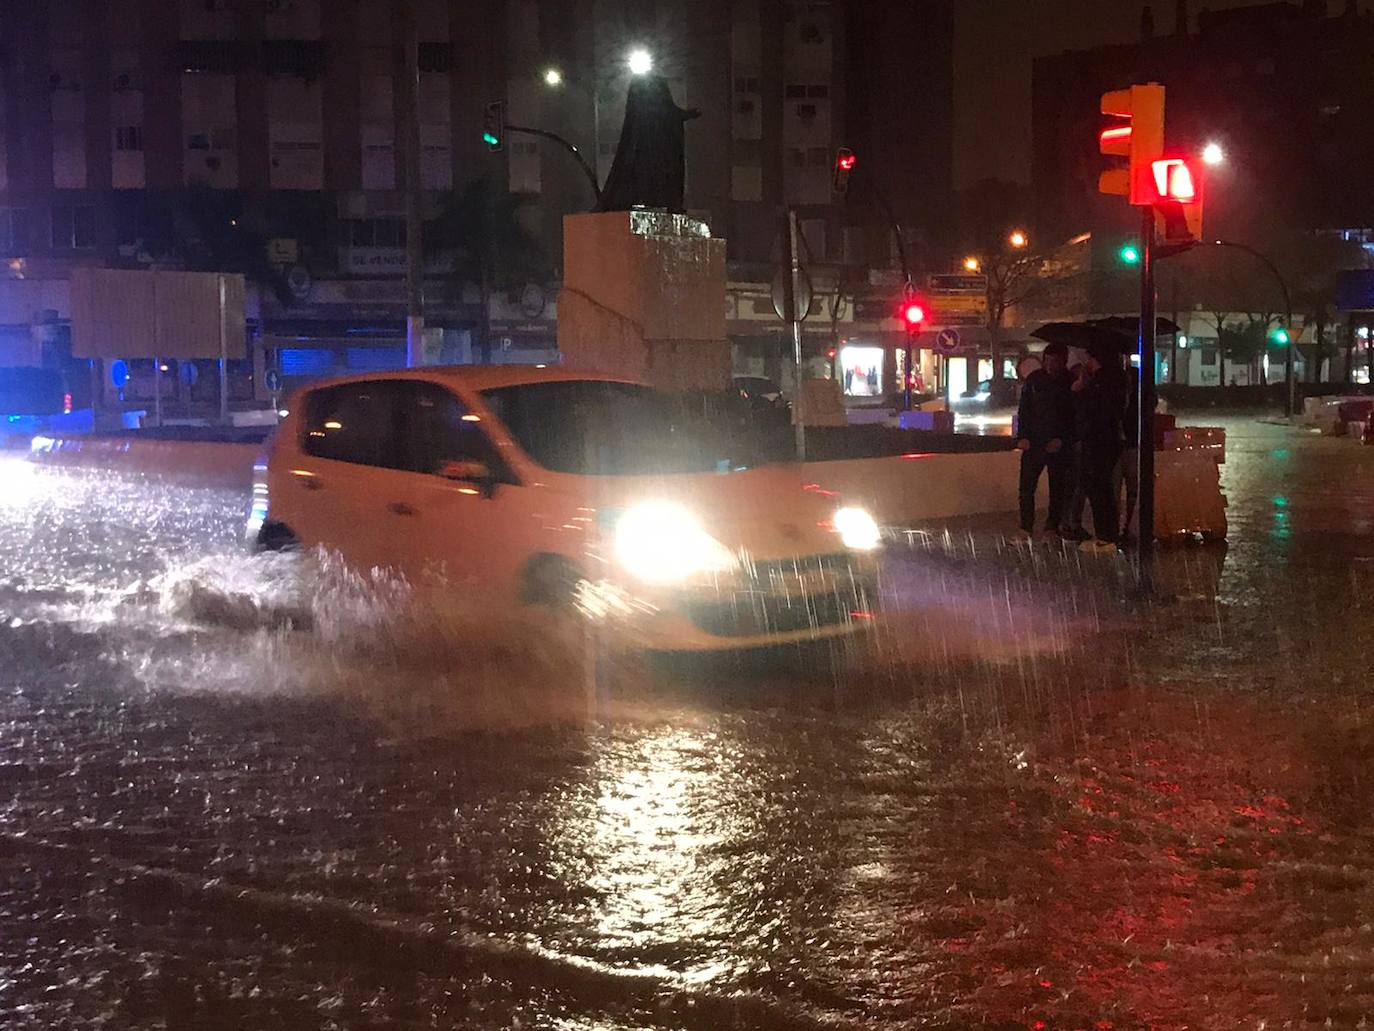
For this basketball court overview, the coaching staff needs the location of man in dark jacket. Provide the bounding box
[1074,342,1129,552]
[1014,342,1075,539]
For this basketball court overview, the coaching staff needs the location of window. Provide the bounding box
[114,126,144,151]
[733,75,760,93]
[51,205,95,249]
[418,42,451,73]
[785,84,807,98]
[302,381,397,467]
[263,40,326,77]
[345,217,405,247]
[396,381,503,475]
[0,208,31,254]
[177,40,241,74]
[480,381,732,476]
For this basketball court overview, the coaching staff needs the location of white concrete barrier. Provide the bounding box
[25,431,1226,541]
[803,447,1227,540]
[801,451,1024,524]
[28,434,259,490]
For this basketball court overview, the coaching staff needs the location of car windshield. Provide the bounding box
[480,380,734,476]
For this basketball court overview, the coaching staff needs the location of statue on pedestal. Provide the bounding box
[598,74,700,214]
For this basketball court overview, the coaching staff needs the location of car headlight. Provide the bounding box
[614,501,738,585]
[834,506,881,551]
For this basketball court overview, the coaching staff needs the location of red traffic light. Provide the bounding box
[1151,158,1196,201]
[903,303,926,327]
[832,147,856,196]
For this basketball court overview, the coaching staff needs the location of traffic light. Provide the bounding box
[902,301,926,333]
[1271,325,1291,347]
[833,147,856,196]
[1149,156,1204,246]
[1119,242,1141,265]
[482,101,505,152]
[1098,83,1165,204]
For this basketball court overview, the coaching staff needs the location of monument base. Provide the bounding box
[558,211,729,393]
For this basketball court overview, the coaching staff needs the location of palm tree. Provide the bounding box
[427,179,552,363]
[126,188,291,305]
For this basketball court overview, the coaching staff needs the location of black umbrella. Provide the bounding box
[1030,316,1182,355]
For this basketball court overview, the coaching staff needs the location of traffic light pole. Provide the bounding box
[783,209,807,463]
[1199,240,1295,417]
[1138,206,1157,565]
[402,1,424,368]
[506,124,602,205]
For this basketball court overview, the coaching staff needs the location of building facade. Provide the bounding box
[0,0,954,410]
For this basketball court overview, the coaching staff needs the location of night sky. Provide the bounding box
[952,0,1343,187]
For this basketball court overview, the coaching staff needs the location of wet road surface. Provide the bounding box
[4,415,1374,1029]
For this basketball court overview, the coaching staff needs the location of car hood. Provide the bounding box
[564,464,850,562]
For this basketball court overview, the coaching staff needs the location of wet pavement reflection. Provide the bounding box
[4,415,1374,1029]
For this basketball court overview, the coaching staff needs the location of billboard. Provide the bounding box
[71,269,246,360]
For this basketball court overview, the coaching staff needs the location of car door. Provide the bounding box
[292,379,420,577]
[391,380,531,600]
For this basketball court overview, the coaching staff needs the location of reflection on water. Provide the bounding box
[7,418,1374,1027]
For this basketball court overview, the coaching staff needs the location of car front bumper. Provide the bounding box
[589,552,879,654]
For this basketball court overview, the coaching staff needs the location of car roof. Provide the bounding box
[291,365,642,395]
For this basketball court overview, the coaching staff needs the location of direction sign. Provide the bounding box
[934,328,962,356]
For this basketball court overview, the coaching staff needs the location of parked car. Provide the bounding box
[248,368,881,652]
[0,366,93,444]
[733,375,792,425]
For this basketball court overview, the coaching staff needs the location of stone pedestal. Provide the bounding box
[558,211,730,392]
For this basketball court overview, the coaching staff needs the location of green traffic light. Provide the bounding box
[1271,327,1291,346]
[1119,244,1140,265]
[482,132,501,147]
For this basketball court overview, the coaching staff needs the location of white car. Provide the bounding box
[247,367,881,652]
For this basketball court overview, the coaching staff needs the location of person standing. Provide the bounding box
[1074,342,1129,553]
[1014,342,1075,540]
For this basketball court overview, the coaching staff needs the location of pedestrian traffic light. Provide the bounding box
[1098,83,1165,204]
[832,147,856,196]
[482,101,505,152]
[1149,156,1204,246]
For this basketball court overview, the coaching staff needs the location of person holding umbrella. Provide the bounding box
[1074,340,1129,553]
[1013,342,1075,541]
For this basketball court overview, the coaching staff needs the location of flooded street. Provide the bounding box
[5,415,1374,1029]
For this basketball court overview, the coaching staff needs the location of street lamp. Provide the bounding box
[963,256,981,272]
[627,48,653,76]
[543,67,563,88]
[1009,229,1029,249]
[1202,141,1225,166]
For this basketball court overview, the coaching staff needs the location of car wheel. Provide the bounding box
[257,521,300,553]
[519,554,583,609]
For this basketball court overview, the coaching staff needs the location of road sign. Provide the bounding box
[771,268,814,322]
[264,369,282,394]
[934,328,962,356]
[928,273,986,294]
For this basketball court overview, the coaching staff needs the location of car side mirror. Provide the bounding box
[438,459,498,497]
